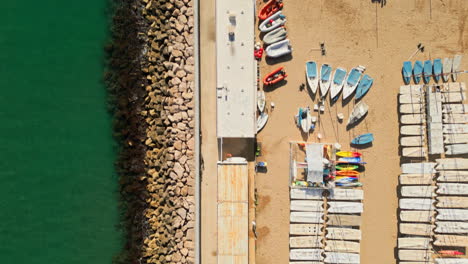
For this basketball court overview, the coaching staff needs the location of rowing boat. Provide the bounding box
[423,60,432,84]
[351,133,374,145]
[442,57,453,82]
[355,74,373,100]
[257,112,269,133]
[259,11,286,33]
[319,64,332,97]
[265,39,292,58]
[330,67,346,100]
[347,101,368,126]
[452,54,463,81]
[413,61,423,84]
[402,61,412,84]
[257,90,266,112]
[263,26,287,45]
[263,66,287,85]
[305,61,319,94]
[342,67,363,100]
[258,0,283,21]
[433,58,442,83]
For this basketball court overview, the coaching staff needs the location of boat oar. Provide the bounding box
[407,43,425,60]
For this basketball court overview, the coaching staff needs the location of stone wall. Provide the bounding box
[107,0,195,263]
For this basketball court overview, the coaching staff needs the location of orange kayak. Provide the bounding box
[336,170,360,176]
[263,66,287,85]
[258,0,284,21]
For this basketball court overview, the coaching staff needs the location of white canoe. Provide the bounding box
[436,209,468,221]
[401,136,424,147]
[437,183,468,195]
[437,170,468,182]
[434,234,468,247]
[324,252,360,264]
[290,200,324,212]
[398,250,431,262]
[435,221,468,234]
[401,163,436,174]
[400,210,433,223]
[328,188,364,200]
[400,104,424,114]
[325,241,360,253]
[289,236,323,248]
[436,158,468,170]
[401,186,436,198]
[443,124,468,134]
[290,188,325,200]
[290,211,324,223]
[398,237,431,249]
[327,214,361,227]
[399,198,434,210]
[436,258,468,264]
[290,224,323,235]
[257,112,269,133]
[441,92,466,103]
[442,104,468,114]
[443,113,468,123]
[399,84,424,95]
[446,144,468,155]
[327,202,364,214]
[259,11,286,32]
[436,196,468,208]
[400,125,425,135]
[399,93,424,104]
[257,90,265,112]
[441,82,466,92]
[452,54,463,81]
[399,223,433,236]
[265,39,292,58]
[399,174,433,185]
[401,114,425,124]
[326,228,361,241]
[402,147,426,157]
[442,57,453,83]
[289,249,324,261]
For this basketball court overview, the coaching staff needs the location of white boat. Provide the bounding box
[265,39,292,58]
[443,124,468,134]
[441,92,466,103]
[257,90,265,112]
[298,107,312,133]
[401,162,436,174]
[399,85,424,94]
[400,114,425,124]
[442,57,453,82]
[347,101,368,126]
[342,67,364,100]
[257,112,269,133]
[399,93,425,104]
[452,54,463,81]
[443,113,468,123]
[305,61,319,94]
[263,26,287,45]
[400,104,425,114]
[400,136,424,147]
[319,64,332,97]
[259,11,286,32]
[444,134,468,144]
[400,125,425,136]
[330,67,347,100]
[402,147,427,158]
[436,158,468,170]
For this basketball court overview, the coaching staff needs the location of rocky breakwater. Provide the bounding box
[139,0,196,263]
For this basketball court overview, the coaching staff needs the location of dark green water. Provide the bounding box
[0,1,122,263]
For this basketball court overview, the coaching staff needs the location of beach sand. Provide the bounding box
[255,1,467,264]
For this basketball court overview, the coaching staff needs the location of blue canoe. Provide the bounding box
[355,74,373,100]
[402,61,412,84]
[335,177,358,183]
[337,157,367,165]
[423,60,432,84]
[413,60,423,84]
[433,58,442,83]
[351,133,374,145]
[306,61,319,94]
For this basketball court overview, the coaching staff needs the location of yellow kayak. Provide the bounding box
[336,151,362,157]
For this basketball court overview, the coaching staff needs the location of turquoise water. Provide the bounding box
[0,1,122,263]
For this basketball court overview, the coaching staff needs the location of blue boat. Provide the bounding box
[337,157,367,165]
[351,133,374,145]
[335,182,363,187]
[319,64,332,97]
[413,60,423,84]
[355,74,373,100]
[335,177,358,183]
[433,58,442,83]
[330,67,347,99]
[423,60,432,84]
[402,61,412,84]
[305,61,319,94]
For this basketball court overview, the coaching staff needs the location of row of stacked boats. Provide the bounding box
[258,1,292,58]
[402,55,463,85]
[305,61,374,101]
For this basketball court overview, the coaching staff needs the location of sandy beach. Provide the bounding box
[254,1,467,264]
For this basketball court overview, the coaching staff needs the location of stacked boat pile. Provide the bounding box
[289,188,363,264]
[399,82,467,157]
[402,55,464,85]
[397,160,468,263]
[258,0,292,58]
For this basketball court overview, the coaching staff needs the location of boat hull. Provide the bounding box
[263,66,287,85]
[258,0,283,20]
[305,61,319,94]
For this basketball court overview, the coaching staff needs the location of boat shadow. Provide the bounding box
[303,75,318,101]
[346,112,368,131]
[341,94,354,107]
[266,53,293,65]
[351,142,373,149]
[263,80,287,92]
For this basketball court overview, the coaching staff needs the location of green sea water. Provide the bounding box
[0,1,122,263]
